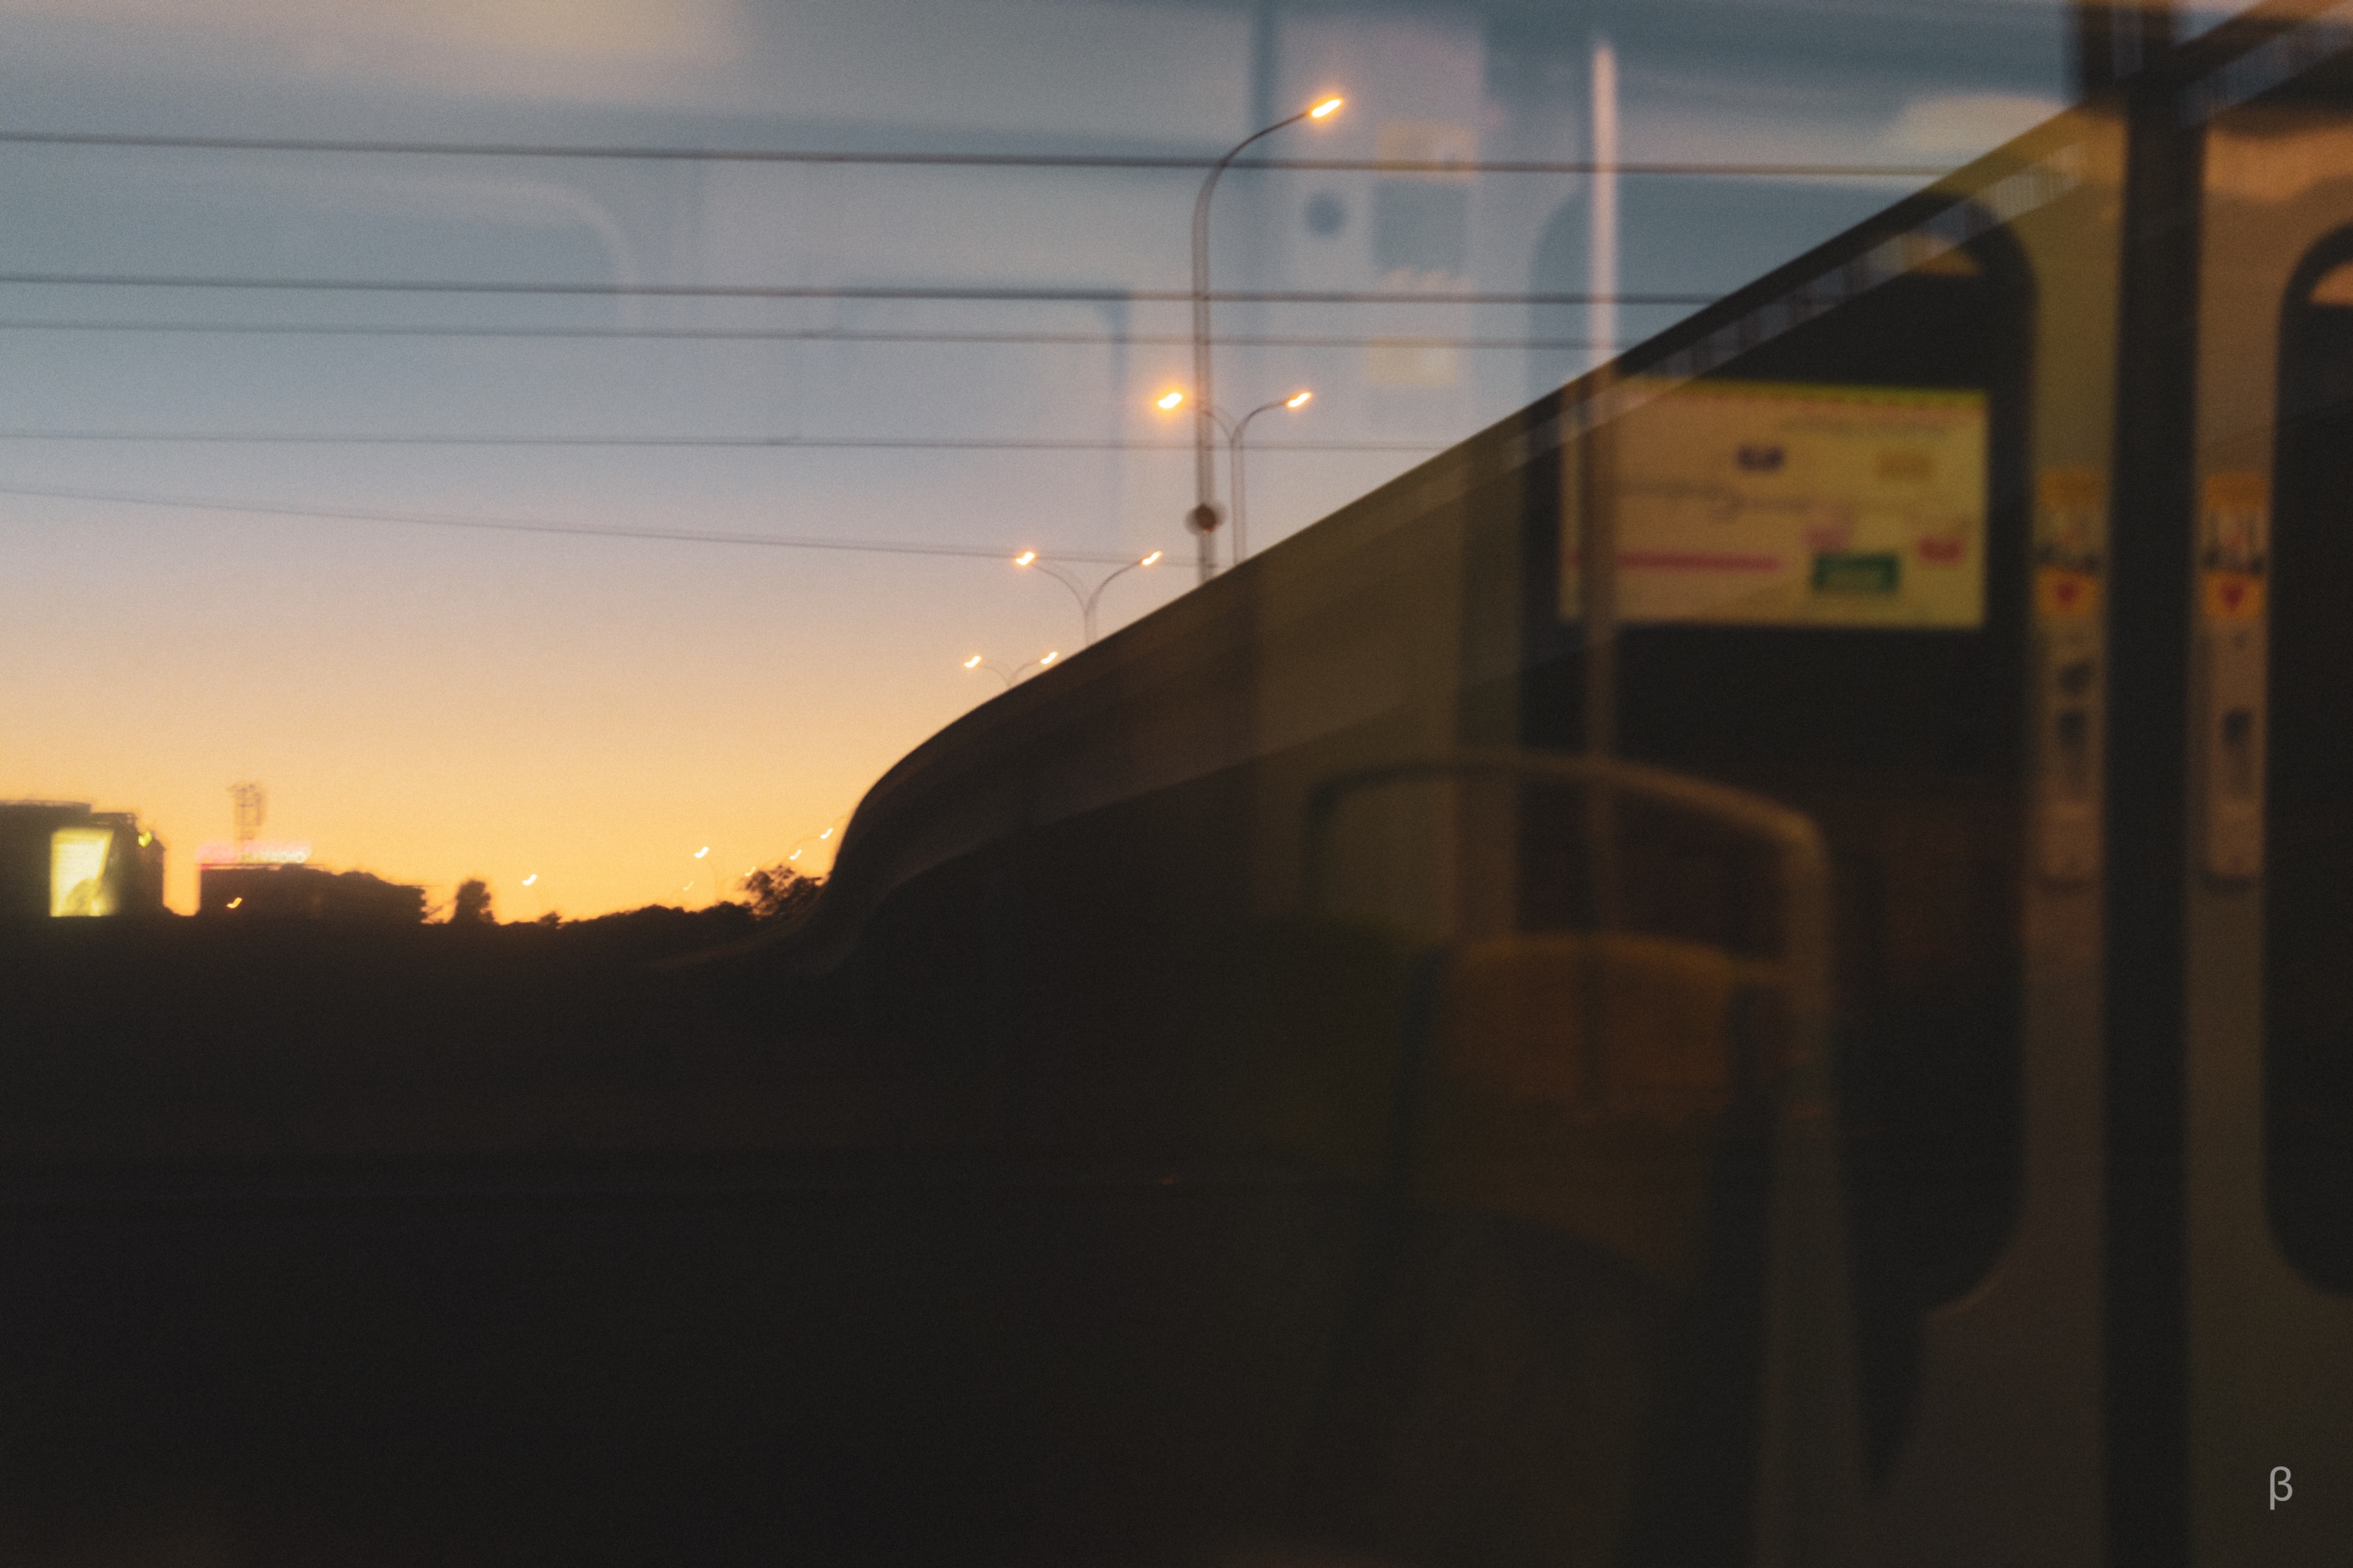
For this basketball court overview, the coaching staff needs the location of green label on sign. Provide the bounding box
[1811,552,1901,595]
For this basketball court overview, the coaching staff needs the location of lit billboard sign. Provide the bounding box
[196,842,312,866]
[50,828,118,917]
[1564,379,1989,629]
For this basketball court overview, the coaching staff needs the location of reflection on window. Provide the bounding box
[1565,380,1990,629]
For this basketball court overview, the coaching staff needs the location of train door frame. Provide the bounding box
[1513,112,2122,1565]
[2176,20,2353,1559]
[1842,104,2125,1568]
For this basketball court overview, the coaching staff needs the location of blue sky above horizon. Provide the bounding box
[0,0,2252,915]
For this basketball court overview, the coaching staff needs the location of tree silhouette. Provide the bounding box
[449,878,495,926]
[739,864,823,923]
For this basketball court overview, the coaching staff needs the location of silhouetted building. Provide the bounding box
[198,862,427,923]
[0,802,166,922]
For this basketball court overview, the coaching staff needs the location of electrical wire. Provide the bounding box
[0,319,1622,350]
[0,271,1715,306]
[0,479,1179,565]
[0,432,1443,451]
[0,127,1951,178]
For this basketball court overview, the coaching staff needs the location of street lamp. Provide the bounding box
[1013,548,1165,644]
[1190,93,1343,584]
[1156,389,1310,565]
[963,651,1062,688]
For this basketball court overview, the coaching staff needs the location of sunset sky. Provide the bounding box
[0,0,2224,917]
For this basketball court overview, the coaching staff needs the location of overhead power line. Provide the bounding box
[0,479,1175,565]
[0,431,1446,452]
[0,319,1621,351]
[0,271,1715,307]
[0,127,1951,179]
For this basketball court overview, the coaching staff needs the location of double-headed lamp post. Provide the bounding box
[1190,93,1342,584]
[1013,548,1164,644]
[963,650,1060,689]
[1157,389,1309,565]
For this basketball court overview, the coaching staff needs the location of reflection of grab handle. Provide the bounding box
[2203,622,2265,882]
[2038,629,2102,884]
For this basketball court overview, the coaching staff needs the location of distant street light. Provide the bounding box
[1013,548,1165,643]
[1190,94,1343,585]
[1157,389,1312,565]
[963,651,1061,688]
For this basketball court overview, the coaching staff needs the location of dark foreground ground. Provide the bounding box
[0,914,1752,1568]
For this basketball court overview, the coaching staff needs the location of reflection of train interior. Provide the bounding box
[10,3,2353,1563]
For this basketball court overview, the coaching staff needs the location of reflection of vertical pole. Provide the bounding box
[1583,38,1623,938]
[1588,37,1618,376]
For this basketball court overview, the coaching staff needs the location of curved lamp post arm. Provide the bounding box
[1024,557,1093,640]
[1080,554,1165,642]
[1192,100,1332,582]
[1227,397,1297,565]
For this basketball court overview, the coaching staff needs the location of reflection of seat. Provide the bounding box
[1423,932,1785,1286]
[1280,751,1860,1568]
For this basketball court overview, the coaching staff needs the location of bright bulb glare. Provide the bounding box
[789,849,802,860]
[226,897,242,909]
[1040,651,1059,666]
[1287,390,1313,409]
[964,655,982,668]
[1155,390,1185,411]
[523,874,538,887]
[1015,550,1038,566]
[1140,551,1163,567]
[1310,97,1343,119]
[694,846,710,859]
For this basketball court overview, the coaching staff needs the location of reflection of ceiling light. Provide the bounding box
[226,897,242,909]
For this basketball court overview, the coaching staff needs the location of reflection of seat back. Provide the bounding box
[1418,933,1784,1284]
[1288,751,1860,1568]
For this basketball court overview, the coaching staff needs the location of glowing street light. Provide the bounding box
[1189,93,1343,584]
[1015,548,1167,643]
[1151,387,1315,564]
[963,651,1059,689]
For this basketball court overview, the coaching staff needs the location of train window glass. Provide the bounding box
[2266,232,2353,1293]
[1535,228,2032,1481]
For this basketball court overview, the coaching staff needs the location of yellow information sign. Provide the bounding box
[2034,468,2105,621]
[2200,472,2268,623]
[1567,379,1989,629]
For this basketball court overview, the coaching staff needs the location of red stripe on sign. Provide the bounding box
[1618,550,1784,572]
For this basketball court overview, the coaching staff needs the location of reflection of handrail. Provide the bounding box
[1300,748,1858,1568]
